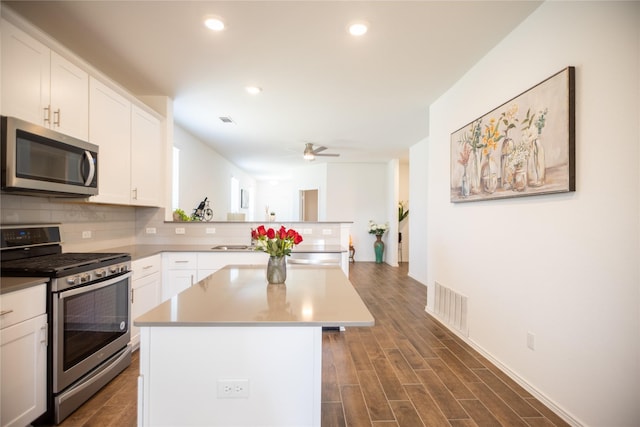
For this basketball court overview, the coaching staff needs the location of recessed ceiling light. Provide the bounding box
[348,21,368,36]
[245,86,262,95]
[204,15,225,31]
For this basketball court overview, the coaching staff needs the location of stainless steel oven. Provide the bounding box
[1,224,131,424]
[52,271,131,391]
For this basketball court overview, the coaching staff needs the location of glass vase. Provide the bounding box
[267,255,286,284]
[480,153,498,194]
[527,136,545,187]
[460,167,470,198]
[469,149,482,194]
[513,166,527,192]
[500,137,514,190]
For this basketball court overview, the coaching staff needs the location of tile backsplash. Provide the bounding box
[1,195,350,252]
[1,194,137,251]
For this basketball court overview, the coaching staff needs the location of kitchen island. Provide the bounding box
[134,265,374,427]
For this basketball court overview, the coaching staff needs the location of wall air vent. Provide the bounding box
[219,116,234,124]
[434,281,469,337]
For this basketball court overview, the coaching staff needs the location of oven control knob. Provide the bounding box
[67,276,79,285]
[119,264,128,273]
[95,269,106,278]
[80,273,90,283]
[110,266,118,274]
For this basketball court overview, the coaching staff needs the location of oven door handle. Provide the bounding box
[59,272,132,299]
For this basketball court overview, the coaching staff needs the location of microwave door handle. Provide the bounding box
[83,150,96,186]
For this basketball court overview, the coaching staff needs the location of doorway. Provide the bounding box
[300,189,318,221]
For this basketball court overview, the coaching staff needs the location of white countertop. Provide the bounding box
[98,244,347,261]
[0,276,47,294]
[134,265,374,327]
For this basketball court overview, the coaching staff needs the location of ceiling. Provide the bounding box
[4,1,541,181]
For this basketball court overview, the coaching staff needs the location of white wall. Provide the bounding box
[254,179,295,222]
[398,161,410,262]
[416,2,639,426]
[326,162,390,262]
[409,137,428,281]
[173,125,255,221]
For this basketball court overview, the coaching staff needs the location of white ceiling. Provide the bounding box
[5,1,541,180]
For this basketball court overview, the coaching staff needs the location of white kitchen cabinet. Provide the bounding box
[162,253,197,302]
[197,251,267,281]
[0,284,47,427]
[130,255,161,349]
[89,77,132,205]
[163,252,268,300]
[130,105,163,207]
[1,19,88,140]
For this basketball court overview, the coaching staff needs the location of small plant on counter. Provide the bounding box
[251,225,303,257]
[173,208,190,222]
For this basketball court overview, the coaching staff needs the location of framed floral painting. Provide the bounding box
[450,66,575,202]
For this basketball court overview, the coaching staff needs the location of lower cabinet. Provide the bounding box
[0,284,47,427]
[162,252,268,301]
[161,253,197,302]
[131,255,161,349]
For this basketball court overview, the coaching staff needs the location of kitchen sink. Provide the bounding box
[211,245,252,250]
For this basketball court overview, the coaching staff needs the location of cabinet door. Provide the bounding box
[0,19,50,125]
[131,272,161,349]
[162,270,196,302]
[89,78,132,205]
[0,314,47,427]
[131,105,162,207]
[49,51,89,140]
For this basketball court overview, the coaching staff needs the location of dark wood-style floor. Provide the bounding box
[55,262,569,427]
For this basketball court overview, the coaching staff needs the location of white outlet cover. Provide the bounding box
[206,228,216,234]
[145,227,157,234]
[82,231,92,239]
[175,227,186,234]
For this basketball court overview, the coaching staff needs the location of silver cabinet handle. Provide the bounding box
[53,108,61,126]
[43,105,51,124]
[40,324,48,346]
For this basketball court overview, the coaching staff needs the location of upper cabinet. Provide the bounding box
[89,79,163,207]
[1,19,88,140]
[89,78,132,205]
[0,16,166,208]
[131,105,162,206]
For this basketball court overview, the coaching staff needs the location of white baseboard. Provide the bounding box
[425,306,583,427]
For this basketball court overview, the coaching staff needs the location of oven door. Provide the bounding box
[53,272,131,393]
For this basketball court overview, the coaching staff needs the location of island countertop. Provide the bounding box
[134,265,374,328]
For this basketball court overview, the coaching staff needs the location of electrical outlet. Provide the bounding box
[302,228,312,235]
[206,228,216,234]
[145,227,157,234]
[322,229,332,235]
[527,332,536,350]
[217,379,249,398]
[175,227,186,235]
[82,230,92,239]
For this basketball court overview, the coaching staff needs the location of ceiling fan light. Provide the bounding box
[245,86,262,95]
[303,153,315,160]
[204,15,225,31]
[348,21,368,36]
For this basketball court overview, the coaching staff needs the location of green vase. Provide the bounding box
[373,235,384,263]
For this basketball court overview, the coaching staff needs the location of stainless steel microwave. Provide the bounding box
[1,116,98,197]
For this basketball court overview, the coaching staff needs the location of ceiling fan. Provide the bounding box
[303,143,340,160]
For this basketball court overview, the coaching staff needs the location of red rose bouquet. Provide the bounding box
[251,225,303,257]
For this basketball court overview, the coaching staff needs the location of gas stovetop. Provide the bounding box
[0,224,130,278]
[1,252,130,276]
